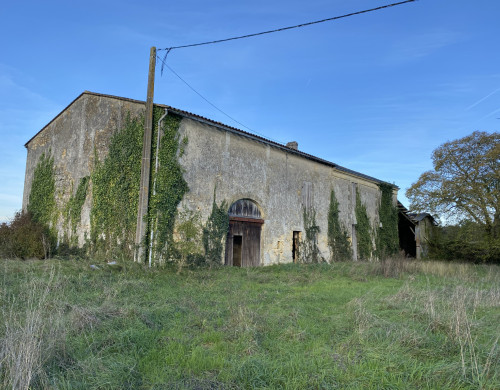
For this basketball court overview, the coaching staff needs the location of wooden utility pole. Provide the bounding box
[134,46,156,262]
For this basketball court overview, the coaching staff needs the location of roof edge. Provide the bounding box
[25,91,398,188]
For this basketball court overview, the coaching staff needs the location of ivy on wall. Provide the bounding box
[26,107,191,262]
[68,176,90,234]
[327,189,352,261]
[202,192,229,267]
[377,183,399,259]
[175,207,203,272]
[28,152,56,229]
[90,112,144,258]
[355,189,373,260]
[300,207,324,263]
[148,111,189,263]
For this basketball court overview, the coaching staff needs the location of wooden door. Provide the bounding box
[225,219,262,267]
[225,199,264,267]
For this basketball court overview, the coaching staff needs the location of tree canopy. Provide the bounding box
[406,131,499,238]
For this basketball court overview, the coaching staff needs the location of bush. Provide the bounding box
[0,211,55,259]
[429,222,500,264]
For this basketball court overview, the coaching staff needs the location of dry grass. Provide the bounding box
[0,267,65,390]
[379,264,500,388]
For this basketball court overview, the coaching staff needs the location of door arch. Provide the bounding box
[225,199,263,267]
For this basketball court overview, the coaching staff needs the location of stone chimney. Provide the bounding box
[286,141,298,150]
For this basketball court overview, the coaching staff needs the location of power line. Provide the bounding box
[156,55,283,143]
[154,0,417,143]
[158,0,416,52]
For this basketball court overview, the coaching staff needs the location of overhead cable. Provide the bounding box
[156,55,284,143]
[158,0,416,53]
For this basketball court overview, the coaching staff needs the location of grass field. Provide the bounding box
[1,258,499,389]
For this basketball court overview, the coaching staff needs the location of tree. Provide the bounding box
[406,131,499,239]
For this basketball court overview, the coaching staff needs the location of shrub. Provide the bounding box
[429,221,500,263]
[0,211,55,259]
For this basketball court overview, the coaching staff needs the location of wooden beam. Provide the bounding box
[229,216,265,224]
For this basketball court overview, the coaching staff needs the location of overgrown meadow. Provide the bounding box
[1,259,499,389]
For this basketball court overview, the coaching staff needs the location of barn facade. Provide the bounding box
[23,91,399,266]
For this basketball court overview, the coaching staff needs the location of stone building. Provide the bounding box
[23,91,399,266]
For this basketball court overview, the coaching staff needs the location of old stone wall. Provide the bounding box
[23,93,145,245]
[23,92,397,263]
[178,118,387,264]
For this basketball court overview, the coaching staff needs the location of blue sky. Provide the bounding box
[1,0,499,222]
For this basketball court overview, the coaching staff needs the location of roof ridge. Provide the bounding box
[26,90,397,188]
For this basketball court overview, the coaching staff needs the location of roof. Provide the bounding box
[397,201,438,226]
[25,91,397,188]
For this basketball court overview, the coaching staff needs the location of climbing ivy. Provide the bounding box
[90,112,144,258]
[376,183,399,259]
[148,111,189,263]
[355,189,373,260]
[68,176,89,234]
[202,192,229,267]
[27,151,57,254]
[28,152,56,228]
[327,189,352,261]
[175,207,203,272]
[300,207,324,263]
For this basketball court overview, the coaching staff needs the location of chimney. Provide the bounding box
[286,141,298,150]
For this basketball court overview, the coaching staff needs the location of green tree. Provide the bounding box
[406,131,499,239]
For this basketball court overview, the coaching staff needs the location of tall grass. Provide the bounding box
[0,258,498,389]
[377,261,500,388]
[0,266,65,389]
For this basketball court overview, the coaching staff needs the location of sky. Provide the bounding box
[1,0,499,223]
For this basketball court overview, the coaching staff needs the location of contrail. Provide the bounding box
[466,87,500,110]
[479,107,500,121]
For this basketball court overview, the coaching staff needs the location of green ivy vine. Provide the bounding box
[327,189,352,261]
[28,152,56,228]
[300,207,324,263]
[148,111,189,263]
[68,176,89,234]
[202,192,229,267]
[376,183,399,259]
[90,112,144,258]
[355,189,373,260]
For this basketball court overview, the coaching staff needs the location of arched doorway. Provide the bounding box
[225,199,263,267]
